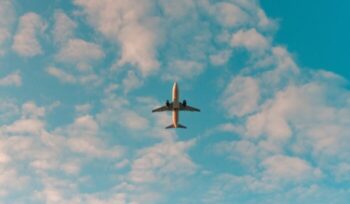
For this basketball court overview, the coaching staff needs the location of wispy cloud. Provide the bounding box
[12,12,45,57]
[0,71,21,87]
[52,10,77,44]
[0,0,15,55]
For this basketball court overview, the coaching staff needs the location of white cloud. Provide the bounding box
[0,99,137,203]
[210,50,231,66]
[74,0,160,76]
[12,12,45,57]
[213,2,249,27]
[115,159,130,169]
[257,8,276,30]
[22,101,46,118]
[97,94,151,132]
[0,100,19,123]
[129,140,197,183]
[119,110,149,130]
[56,38,104,70]
[215,140,259,169]
[262,155,322,182]
[0,71,21,86]
[122,70,143,93]
[221,76,260,117]
[64,115,124,158]
[0,0,15,55]
[231,28,269,51]
[0,168,28,197]
[75,103,92,115]
[163,60,204,81]
[53,10,77,44]
[51,38,105,86]
[117,22,160,76]
[158,0,195,19]
[47,66,77,83]
[2,118,44,134]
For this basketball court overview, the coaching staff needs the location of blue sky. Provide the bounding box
[0,0,350,203]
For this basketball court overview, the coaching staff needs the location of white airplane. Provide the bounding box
[152,82,200,129]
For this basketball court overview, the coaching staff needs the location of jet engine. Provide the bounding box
[166,100,170,107]
[183,100,187,107]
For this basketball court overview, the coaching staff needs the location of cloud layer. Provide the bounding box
[0,0,349,203]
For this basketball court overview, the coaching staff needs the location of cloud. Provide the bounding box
[231,28,269,51]
[261,155,322,182]
[115,159,130,169]
[3,0,350,203]
[122,70,143,93]
[0,101,125,202]
[74,0,160,76]
[3,118,44,134]
[98,96,144,130]
[50,38,105,86]
[55,38,104,70]
[210,50,232,66]
[213,2,249,27]
[0,168,28,197]
[214,140,259,170]
[52,10,77,44]
[0,100,19,123]
[162,60,204,81]
[12,12,45,57]
[119,110,149,130]
[63,115,123,158]
[47,66,77,84]
[220,76,260,117]
[129,140,196,184]
[0,0,15,55]
[75,103,92,115]
[0,71,21,87]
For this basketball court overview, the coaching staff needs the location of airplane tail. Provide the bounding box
[165,124,187,129]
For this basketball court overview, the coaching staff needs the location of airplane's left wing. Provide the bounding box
[152,104,172,112]
[179,103,200,112]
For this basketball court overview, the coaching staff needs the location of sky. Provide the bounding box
[0,0,350,203]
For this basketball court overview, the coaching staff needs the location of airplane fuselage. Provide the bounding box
[172,82,179,128]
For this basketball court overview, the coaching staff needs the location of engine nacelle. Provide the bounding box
[166,100,170,107]
[183,100,187,107]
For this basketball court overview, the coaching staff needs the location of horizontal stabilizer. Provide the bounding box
[165,124,187,129]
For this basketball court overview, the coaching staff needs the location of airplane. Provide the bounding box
[152,82,200,129]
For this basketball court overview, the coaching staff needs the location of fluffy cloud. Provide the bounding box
[231,28,269,52]
[0,0,15,55]
[47,66,77,84]
[122,70,143,93]
[261,155,322,182]
[52,10,77,44]
[0,100,19,123]
[56,38,104,70]
[97,94,149,131]
[0,71,21,87]
[2,0,350,203]
[50,38,105,86]
[129,140,196,183]
[12,12,45,57]
[0,101,125,202]
[220,76,260,117]
[210,50,232,66]
[74,0,160,76]
[162,60,204,81]
[213,2,249,27]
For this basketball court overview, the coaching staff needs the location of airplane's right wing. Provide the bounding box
[152,103,173,112]
[179,103,200,112]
